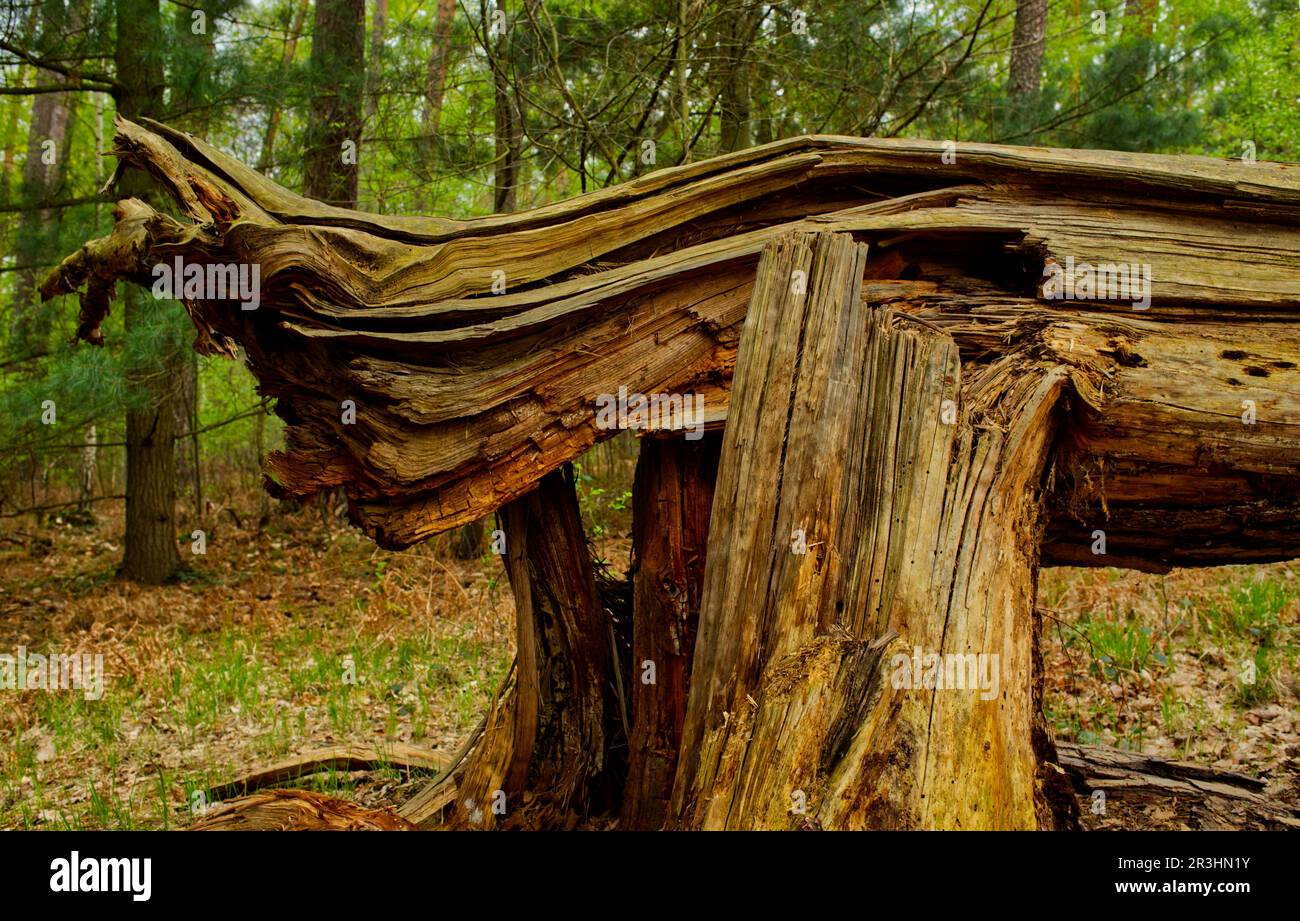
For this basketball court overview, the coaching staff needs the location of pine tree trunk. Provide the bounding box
[9,0,74,351]
[121,338,182,583]
[1009,0,1048,96]
[716,4,760,153]
[489,17,521,212]
[304,0,365,207]
[116,0,181,584]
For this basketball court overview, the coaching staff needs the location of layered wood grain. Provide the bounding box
[43,118,1300,569]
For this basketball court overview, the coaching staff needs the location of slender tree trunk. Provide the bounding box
[1009,0,1048,96]
[173,349,201,519]
[422,0,456,138]
[360,0,387,210]
[303,0,365,207]
[716,2,759,153]
[675,0,690,162]
[489,9,521,213]
[364,0,387,128]
[78,424,97,510]
[9,0,73,351]
[117,0,181,584]
[415,0,456,212]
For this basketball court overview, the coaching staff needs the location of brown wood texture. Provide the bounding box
[205,742,450,802]
[41,119,1300,570]
[418,467,623,829]
[621,433,721,830]
[668,232,1068,828]
[1058,743,1300,831]
[189,789,417,831]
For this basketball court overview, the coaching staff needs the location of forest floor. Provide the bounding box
[0,487,1296,830]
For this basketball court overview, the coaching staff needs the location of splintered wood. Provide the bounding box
[43,118,1300,569]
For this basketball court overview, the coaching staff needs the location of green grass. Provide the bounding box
[1047,566,1297,752]
[0,615,509,830]
[1197,579,1291,707]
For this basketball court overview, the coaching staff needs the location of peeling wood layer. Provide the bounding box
[42,118,1300,568]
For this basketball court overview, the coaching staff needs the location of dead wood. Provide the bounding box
[189,789,417,831]
[205,743,450,802]
[42,118,1300,570]
[44,119,1300,830]
[1057,743,1300,831]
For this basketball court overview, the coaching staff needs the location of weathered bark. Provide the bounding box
[411,467,623,829]
[206,742,449,802]
[195,740,1298,831]
[666,232,1072,829]
[621,433,720,829]
[42,123,1300,568]
[190,790,416,831]
[1059,743,1300,831]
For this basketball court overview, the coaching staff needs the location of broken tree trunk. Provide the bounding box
[42,119,1300,830]
[190,790,417,831]
[1058,743,1300,831]
[41,119,1300,571]
[669,232,1072,829]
